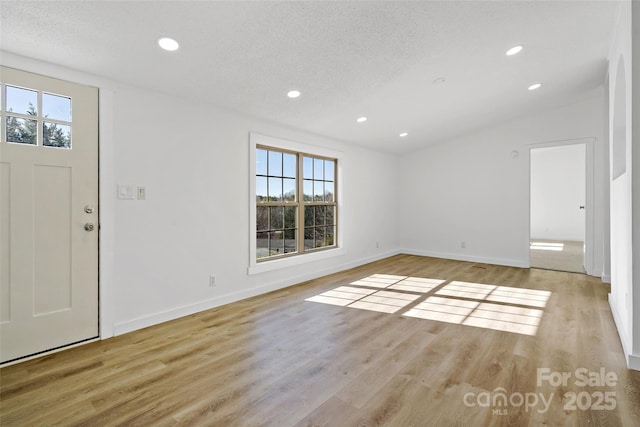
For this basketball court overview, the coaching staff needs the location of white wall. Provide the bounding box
[628,1,640,364]
[109,86,400,333]
[0,51,401,337]
[603,76,611,284]
[530,144,586,241]
[397,92,606,275]
[607,0,639,370]
[633,0,640,365]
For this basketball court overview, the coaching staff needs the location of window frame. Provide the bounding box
[255,145,301,259]
[1,82,73,149]
[249,133,344,275]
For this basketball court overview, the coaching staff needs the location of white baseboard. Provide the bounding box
[629,354,640,371]
[112,249,400,336]
[399,248,529,269]
[607,294,639,371]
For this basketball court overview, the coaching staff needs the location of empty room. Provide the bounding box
[1,1,639,426]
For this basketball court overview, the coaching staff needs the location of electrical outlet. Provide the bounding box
[376,241,380,248]
[209,275,216,287]
[461,241,466,249]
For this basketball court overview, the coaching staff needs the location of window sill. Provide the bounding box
[248,247,345,275]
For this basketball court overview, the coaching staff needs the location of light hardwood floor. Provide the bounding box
[530,240,585,274]
[1,255,639,426]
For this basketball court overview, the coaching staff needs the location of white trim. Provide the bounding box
[98,88,116,339]
[115,249,398,336]
[608,294,639,370]
[400,248,529,269]
[526,137,598,276]
[0,51,117,91]
[609,294,630,355]
[251,132,344,159]
[629,354,640,371]
[248,247,346,275]
[248,132,344,273]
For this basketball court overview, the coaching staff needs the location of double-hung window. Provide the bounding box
[255,142,338,262]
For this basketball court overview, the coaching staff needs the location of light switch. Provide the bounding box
[137,186,146,200]
[117,184,136,200]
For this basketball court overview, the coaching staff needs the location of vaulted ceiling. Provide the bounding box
[0,1,619,153]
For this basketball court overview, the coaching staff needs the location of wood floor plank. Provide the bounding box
[1,254,639,426]
[334,326,436,408]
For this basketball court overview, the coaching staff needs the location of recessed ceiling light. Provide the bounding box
[287,90,301,98]
[506,45,524,56]
[528,83,542,91]
[356,116,367,123]
[158,37,179,51]
[399,132,408,137]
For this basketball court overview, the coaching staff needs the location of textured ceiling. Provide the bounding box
[0,1,619,154]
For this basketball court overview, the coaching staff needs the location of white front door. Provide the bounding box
[0,66,99,364]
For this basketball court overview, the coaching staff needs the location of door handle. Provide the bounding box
[84,223,95,232]
[579,205,585,210]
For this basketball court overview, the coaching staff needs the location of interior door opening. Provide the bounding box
[530,143,587,273]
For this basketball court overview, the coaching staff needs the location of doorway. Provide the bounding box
[0,67,99,364]
[530,143,587,273]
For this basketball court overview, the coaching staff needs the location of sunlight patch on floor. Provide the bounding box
[388,277,444,293]
[406,281,551,335]
[349,290,421,313]
[305,274,552,336]
[305,286,376,307]
[404,296,477,323]
[404,295,545,336]
[349,274,408,288]
[349,274,445,292]
[435,281,494,300]
[306,284,421,314]
[437,281,551,308]
[530,242,564,251]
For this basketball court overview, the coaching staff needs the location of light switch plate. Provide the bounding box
[117,184,136,200]
[137,186,146,200]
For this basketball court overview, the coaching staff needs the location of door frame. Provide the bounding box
[0,53,117,347]
[0,65,104,365]
[527,137,595,275]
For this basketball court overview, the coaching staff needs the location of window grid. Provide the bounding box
[257,145,337,261]
[1,83,73,149]
[302,155,336,251]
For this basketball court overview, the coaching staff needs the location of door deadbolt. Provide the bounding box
[84,223,95,232]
